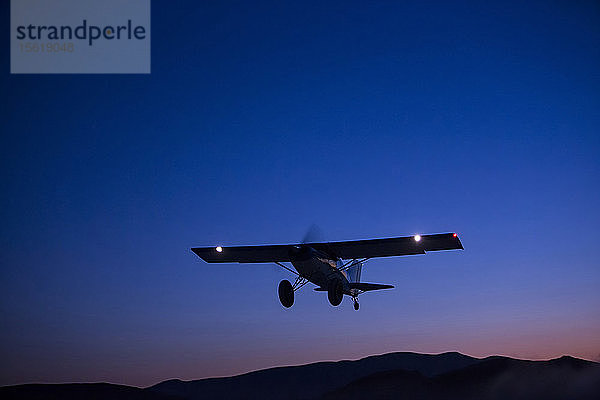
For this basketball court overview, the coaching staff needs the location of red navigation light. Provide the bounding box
[453,233,457,237]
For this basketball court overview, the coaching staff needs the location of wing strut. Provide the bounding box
[339,258,370,272]
[275,261,299,276]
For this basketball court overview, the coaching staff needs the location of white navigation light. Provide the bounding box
[414,234,421,242]
[215,246,223,253]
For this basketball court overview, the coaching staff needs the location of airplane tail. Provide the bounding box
[316,259,394,294]
[349,282,394,291]
[346,259,394,292]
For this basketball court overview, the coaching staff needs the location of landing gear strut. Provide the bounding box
[353,298,359,310]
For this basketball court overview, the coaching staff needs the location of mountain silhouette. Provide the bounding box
[1,352,599,400]
[0,382,183,400]
[323,355,600,400]
[150,351,477,399]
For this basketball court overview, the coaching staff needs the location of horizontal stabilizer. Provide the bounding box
[314,283,394,292]
[349,282,394,292]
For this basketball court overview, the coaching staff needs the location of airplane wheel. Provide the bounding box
[278,280,294,308]
[353,300,359,311]
[327,279,343,306]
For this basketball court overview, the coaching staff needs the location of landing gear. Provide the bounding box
[278,280,294,308]
[353,298,359,310]
[327,279,343,306]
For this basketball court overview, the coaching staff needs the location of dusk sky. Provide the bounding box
[1,0,599,388]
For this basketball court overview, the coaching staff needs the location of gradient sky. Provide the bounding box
[1,0,599,388]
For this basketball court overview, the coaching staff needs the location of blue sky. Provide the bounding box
[1,0,599,387]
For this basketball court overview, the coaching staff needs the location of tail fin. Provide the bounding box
[345,260,394,293]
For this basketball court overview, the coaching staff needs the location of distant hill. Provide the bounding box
[150,351,477,399]
[0,382,183,400]
[2,352,599,400]
[323,355,600,400]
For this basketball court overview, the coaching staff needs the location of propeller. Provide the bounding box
[301,224,323,244]
[273,225,324,275]
[272,224,323,272]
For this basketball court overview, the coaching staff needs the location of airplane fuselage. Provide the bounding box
[289,245,350,293]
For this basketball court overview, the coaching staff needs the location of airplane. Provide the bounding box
[191,232,463,310]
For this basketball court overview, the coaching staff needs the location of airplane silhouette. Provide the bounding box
[192,233,463,310]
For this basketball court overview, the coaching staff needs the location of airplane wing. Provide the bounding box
[306,233,463,260]
[191,233,463,263]
[191,244,291,263]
